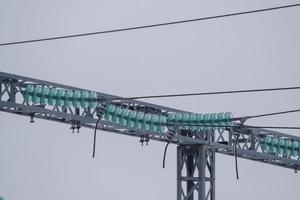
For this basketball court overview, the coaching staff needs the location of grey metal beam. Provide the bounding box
[0,71,300,171]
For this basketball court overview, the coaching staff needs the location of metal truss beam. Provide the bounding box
[0,71,300,172]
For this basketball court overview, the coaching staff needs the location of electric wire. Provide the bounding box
[1,3,300,46]
[233,125,300,130]
[162,142,170,168]
[92,118,101,158]
[163,124,300,130]
[232,109,300,123]
[236,109,300,120]
[111,86,300,101]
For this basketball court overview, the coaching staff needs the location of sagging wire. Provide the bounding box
[162,142,170,168]
[162,130,176,169]
[233,108,300,122]
[92,118,101,158]
[92,101,107,158]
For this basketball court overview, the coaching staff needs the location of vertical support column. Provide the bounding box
[0,79,2,100]
[9,79,17,103]
[197,145,206,200]
[177,144,215,200]
[186,154,195,200]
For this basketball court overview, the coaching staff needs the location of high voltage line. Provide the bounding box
[235,109,300,121]
[1,3,300,46]
[110,86,300,100]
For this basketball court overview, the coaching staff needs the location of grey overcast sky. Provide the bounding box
[0,0,300,199]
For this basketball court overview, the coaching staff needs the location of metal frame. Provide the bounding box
[1,71,300,200]
[177,131,215,200]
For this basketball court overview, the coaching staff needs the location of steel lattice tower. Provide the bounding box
[0,71,299,200]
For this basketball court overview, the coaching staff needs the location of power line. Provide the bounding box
[234,125,300,130]
[110,86,300,101]
[234,109,300,121]
[92,118,101,158]
[165,123,300,130]
[1,3,300,47]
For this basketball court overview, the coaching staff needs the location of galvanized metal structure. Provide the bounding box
[0,71,299,200]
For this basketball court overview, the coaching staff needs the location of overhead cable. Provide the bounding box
[162,142,170,168]
[111,86,300,101]
[233,109,300,121]
[1,3,300,46]
[164,124,300,130]
[92,118,101,158]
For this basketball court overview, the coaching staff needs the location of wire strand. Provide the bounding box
[233,109,300,121]
[1,3,300,46]
[163,123,300,130]
[111,86,300,101]
[92,118,101,158]
[162,142,170,168]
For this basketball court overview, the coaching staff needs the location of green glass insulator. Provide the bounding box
[105,105,116,121]
[80,91,89,108]
[263,136,272,153]
[175,113,183,122]
[40,87,49,105]
[33,85,42,95]
[189,113,197,130]
[277,138,285,155]
[127,111,137,128]
[64,90,73,107]
[224,112,233,127]
[135,112,144,129]
[89,91,97,108]
[217,112,225,121]
[55,89,65,107]
[112,106,122,124]
[24,93,32,103]
[47,88,57,106]
[167,113,176,123]
[42,87,50,96]
[291,141,299,156]
[181,113,190,130]
[24,84,34,103]
[25,84,34,93]
[196,113,204,130]
[203,113,212,130]
[150,114,159,132]
[210,113,218,129]
[271,137,279,154]
[216,112,226,129]
[32,85,42,104]
[117,108,125,124]
[142,114,151,131]
[72,90,81,108]
[167,113,176,130]
[32,95,39,104]
[157,115,167,133]
[49,88,57,96]
[284,140,292,157]
[120,109,130,126]
[175,113,183,129]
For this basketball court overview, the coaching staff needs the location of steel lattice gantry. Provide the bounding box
[0,71,300,200]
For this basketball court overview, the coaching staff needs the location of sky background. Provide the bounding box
[0,0,300,199]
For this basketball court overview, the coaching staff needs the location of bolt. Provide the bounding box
[30,115,34,123]
[139,137,144,146]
